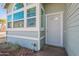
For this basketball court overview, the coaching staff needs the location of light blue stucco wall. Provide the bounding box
[7,36,39,51]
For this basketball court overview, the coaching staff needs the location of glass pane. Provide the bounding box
[13,20,24,28]
[7,15,12,28]
[41,9,44,15]
[8,22,12,28]
[27,7,36,17]
[13,11,24,28]
[13,11,24,21]
[14,3,24,10]
[7,15,12,22]
[41,15,44,27]
[27,18,36,27]
[41,9,45,27]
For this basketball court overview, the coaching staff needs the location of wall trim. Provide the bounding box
[7,35,38,40]
[7,28,38,31]
[46,11,64,16]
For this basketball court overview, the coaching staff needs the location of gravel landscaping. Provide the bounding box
[0,43,35,56]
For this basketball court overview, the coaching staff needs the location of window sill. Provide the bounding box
[7,28,38,31]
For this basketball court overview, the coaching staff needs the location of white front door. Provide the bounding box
[46,12,63,47]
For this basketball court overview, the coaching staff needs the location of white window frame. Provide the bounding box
[7,13,13,29]
[40,4,46,31]
[7,3,39,31]
[26,6,36,29]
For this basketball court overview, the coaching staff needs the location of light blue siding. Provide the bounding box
[7,31,38,38]
[64,3,79,55]
[7,31,39,51]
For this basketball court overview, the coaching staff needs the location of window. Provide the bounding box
[7,4,13,13]
[13,11,24,28]
[27,18,36,27]
[27,7,36,27]
[27,7,36,17]
[14,3,24,10]
[7,3,38,30]
[13,20,24,28]
[7,15,12,28]
[41,9,45,27]
[13,11,24,20]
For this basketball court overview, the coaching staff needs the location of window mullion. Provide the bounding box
[24,3,27,28]
[12,4,14,29]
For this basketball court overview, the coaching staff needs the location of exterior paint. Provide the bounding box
[4,3,79,55]
[64,3,79,55]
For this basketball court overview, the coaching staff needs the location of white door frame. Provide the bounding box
[45,11,64,47]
